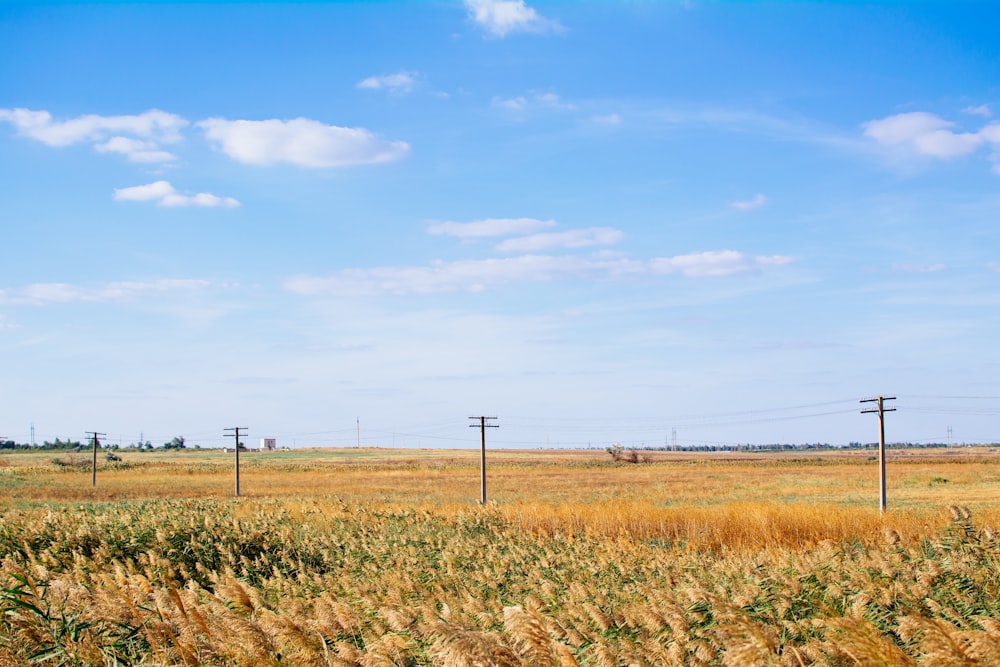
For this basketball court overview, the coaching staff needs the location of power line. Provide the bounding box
[903,395,1000,400]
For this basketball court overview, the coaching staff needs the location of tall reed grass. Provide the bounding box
[2,448,999,664]
[1,497,999,665]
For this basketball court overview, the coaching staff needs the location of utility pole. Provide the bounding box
[224,427,247,497]
[85,431,106,487]
[469,416,499,504]
[861,396,896,514]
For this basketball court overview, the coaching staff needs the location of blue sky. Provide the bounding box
[1,1,998,449]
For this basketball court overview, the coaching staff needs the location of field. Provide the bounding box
[2,446,1000,665]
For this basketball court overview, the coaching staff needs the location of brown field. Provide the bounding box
[2,446,1000,664]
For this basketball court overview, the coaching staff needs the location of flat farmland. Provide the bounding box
[2,447,1000,665]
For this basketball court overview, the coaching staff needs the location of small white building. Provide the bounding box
[260,438,277,452]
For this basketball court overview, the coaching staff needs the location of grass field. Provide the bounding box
[2,446,1000,665]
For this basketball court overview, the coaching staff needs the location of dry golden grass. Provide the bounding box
[2,447,1000,665]
[4,446,1000,546]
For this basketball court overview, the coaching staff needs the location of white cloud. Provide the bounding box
[357,71,417,94]
[198,117,409,168]
[495,227,624,253]
[0,107,186,161]
[731,194,767,211]
[982,123,1000,143]
[649,250,792,278]
[285,250,793,297]
[0,108,187,146]
[427,218,557,239]
[464,0,562,37]
[963,104,992,118]
[160,192,241,208]
[862,112,983,159]
[113,180,175,202]
[980,123,1000,174]
[94,136,177,163]
[113,180,239,208]
[0,279,211,305]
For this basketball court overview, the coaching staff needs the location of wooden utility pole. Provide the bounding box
[85,431,106,487]
[469,416,499,504]
[861,396,896,514]
[224,427,247,497]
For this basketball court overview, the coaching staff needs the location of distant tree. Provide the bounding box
[41,438,83,450]
[163,436,186,450]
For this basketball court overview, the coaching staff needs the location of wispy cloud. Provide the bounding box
[492,92,573,112]
[891,263,947,273]
[0,279,211,305]
[536,93,574,110]
[357,71,418,95]
[495,227,623,253]
[591,113,622,126]
[492,96,528,111]
[650,250,792,278]
[198,117,409,168]
[464,0,562,37]
[0,107,186,162]
[731,194,767,211]
[286,255,635,296]
[113,180,240,208]
[427,218,557,239]
[963,104,992,118]
[284,250,792,297]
